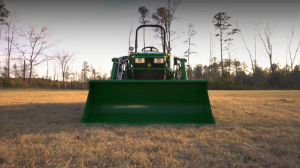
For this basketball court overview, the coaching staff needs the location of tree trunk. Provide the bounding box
[63,74,65,88]
[7,26,10,83]
[160,30,164,52]
[220,28,223,76]
[7,31,10,83]
[23,59,25,85]
[7,58,10,82]
[269,61,277,88]
[168,24,171,49]
[29,61,33,84]
[188,37,190,65]
[46,58,48,87]
[143,27,145,49]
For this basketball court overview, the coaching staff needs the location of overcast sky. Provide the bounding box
[1,0,300,78]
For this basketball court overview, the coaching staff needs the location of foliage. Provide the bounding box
[0,0,9,22]
[138,6,150,25]
[190,57,300,90]
[81,61,90,83]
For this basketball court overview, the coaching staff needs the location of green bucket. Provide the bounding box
[80,80,215,125]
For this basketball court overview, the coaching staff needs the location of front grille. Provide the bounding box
[134,58,165,79]
[134,58,164,68]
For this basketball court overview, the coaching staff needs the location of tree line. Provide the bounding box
[1,0,299,89]
[187,58,300,89]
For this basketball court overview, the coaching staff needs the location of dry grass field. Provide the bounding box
[0,89,299,168]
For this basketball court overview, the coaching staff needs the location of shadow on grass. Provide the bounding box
[0,102,217,139]
[0,102,88,138]
[0,102,203,138]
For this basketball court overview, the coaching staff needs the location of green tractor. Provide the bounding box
[80,25,215,125]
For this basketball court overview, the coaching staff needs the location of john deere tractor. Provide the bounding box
[80,25,215,125]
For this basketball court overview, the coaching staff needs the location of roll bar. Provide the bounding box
[135,25,166,54]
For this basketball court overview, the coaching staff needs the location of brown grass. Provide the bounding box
[0,89,299,168]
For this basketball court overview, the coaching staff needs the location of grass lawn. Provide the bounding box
[0,89,299,167]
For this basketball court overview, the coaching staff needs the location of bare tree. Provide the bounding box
[183,23,197,66]
[74,69,78,81]
[54,50,76,87]
[286,26,300,87]
[128,25,133,53]
[223,42,236,74]
[208,34,216,76]
[19,58,28,84]
[138,6,150,48]
[256,22,277,87]
[152,7,168,50]
[212,12,239,75]
[254,33,257,72]
[166,0,181,48]
[45,54,54,86]
[3,12,19,83]
[152,0,182,49]
[287,26,300,71]
[285,36,289,75]
[15,24,59,83]
[209,34,215,66]
[237,23,254,74]
[183,23,197,80]
[53,61,57,81]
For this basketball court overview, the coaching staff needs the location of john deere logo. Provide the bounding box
[147,63,151,67]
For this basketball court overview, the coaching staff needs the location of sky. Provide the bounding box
[1,0,300,79]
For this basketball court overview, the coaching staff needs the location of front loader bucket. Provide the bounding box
[80,80,215,125]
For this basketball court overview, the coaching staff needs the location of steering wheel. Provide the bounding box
[142,46,159,52]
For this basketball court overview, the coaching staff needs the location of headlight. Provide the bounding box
[154,58,164,63]
[135,58,145,63]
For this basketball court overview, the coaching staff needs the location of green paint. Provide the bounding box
[80,80,215,125]
[110,58,118,80]
[80,25,215,125]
